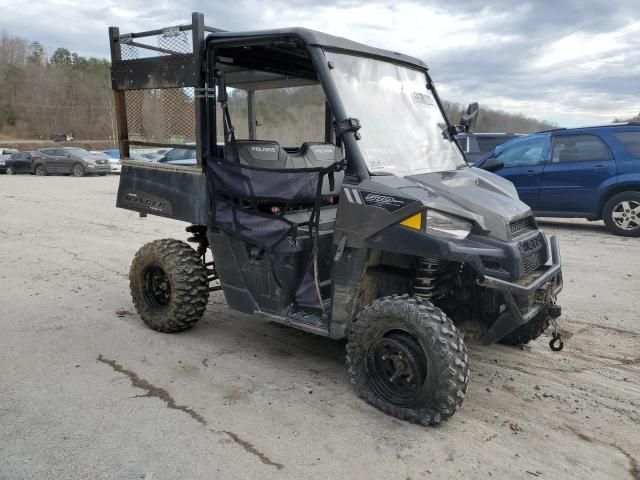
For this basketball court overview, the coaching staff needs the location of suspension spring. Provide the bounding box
[414,257,442,300]
[186,225,221,291]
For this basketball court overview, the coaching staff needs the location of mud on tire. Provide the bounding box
[346,294,469,426]
[499,311,551,346]
[129,239,209,333]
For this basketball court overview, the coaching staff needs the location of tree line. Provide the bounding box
[0,33,114,141]
[1,32,558,142]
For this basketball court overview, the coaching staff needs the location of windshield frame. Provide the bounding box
[321,48,466,177]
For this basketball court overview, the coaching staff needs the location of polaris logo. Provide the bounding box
[519,235,543,254]
[251,146,277,153]
[312,147,334,154]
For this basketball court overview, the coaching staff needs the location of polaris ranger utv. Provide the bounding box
[109,13,563,425]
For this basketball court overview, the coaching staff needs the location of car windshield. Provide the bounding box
[325,51,464,176]
[67,148,91,155]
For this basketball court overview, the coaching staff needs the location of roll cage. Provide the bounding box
[108,12,454,184]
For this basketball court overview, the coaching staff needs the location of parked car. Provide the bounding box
[0,148,20,173]
[49,132,74,142]
[130,151,163,162]
[103,149,120,159]
[157,146,197,166]
[37,147,110,176]
[457,132,524,162]
[5,151,48,175]
[91,151,121,174]
[474,122,640,236]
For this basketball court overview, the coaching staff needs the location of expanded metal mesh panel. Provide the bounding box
[119,28,192,61]
[124,88,195,144]
[510,216,537,237]
[522,248,545,274]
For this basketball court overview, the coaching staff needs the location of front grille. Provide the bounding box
[510,216,537,237]
[522,247,545,274]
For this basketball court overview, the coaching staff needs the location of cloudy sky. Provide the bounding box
[1,0,638,126]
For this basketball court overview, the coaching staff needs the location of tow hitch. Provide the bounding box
[548,304,563,352]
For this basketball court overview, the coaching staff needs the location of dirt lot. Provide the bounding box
[1,175,638,480]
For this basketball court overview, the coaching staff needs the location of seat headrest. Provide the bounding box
[226,140,287,168]
[299,143,341,165]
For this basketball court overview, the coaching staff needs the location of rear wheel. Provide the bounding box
[35,165,47,176]
[603,191,640,237]
[6,166,15,175]
[346,295,469,425]
[72,163,85,177]
[129,239,209,332]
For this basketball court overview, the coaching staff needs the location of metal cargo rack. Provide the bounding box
[108,13,224,168]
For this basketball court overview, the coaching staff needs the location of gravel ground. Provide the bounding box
[1,175,638,480]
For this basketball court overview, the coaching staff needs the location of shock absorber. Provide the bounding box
[186,225,221,292]
[414,257,442,300]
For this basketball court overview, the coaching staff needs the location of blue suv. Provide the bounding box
[474,123,640,236]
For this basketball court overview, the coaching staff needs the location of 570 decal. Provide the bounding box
[344,188,414,212]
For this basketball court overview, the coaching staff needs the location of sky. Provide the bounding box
[1,0,638,127]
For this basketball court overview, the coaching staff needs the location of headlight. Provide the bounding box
[84,158,96,165]
[426,210,472,240]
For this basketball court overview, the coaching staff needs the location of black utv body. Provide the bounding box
[109,13,563,425]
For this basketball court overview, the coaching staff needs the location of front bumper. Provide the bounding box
[478,236,563,344]
[86,164,110,173]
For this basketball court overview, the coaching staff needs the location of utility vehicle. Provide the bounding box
[109,13,563,425]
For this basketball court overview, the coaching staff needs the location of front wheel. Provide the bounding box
[603,192,640,237]
[129,239,209,333]
[35,165,47,176]
[72,163,85,177]
[6,166,15,175]
[346,295,469,426]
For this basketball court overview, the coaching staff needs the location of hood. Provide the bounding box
[396,167,531,240]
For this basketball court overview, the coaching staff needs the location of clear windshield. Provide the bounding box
[325,52,464,176]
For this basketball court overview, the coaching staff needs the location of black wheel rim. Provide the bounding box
[366,330,428,406]
[142,264,171,310]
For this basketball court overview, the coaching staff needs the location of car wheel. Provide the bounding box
[603,191,640,237]
[35,165,47,176]
[6,166,15,175]
[346,295,469,426]
[72,163,85,177]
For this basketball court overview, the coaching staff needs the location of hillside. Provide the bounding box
[1,32,556,142]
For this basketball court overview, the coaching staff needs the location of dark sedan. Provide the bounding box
[5,151,48,175]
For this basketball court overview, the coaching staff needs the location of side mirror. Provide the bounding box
[481,156,504,172]
[459,102,479,133]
